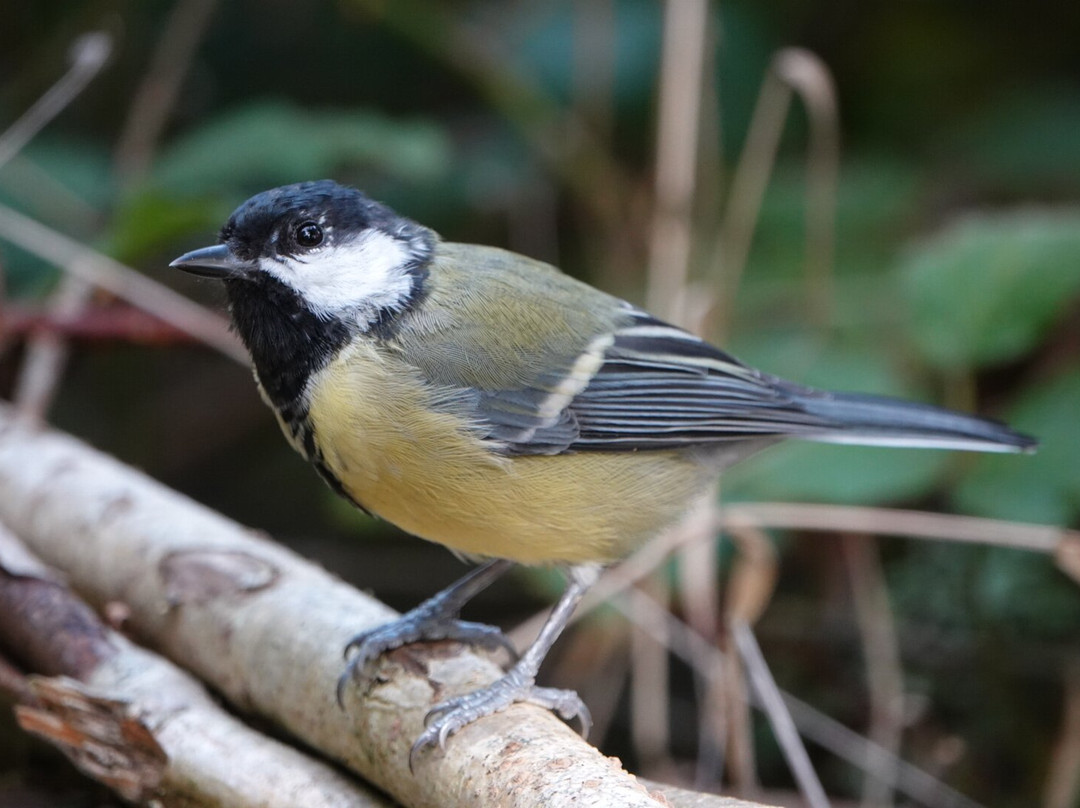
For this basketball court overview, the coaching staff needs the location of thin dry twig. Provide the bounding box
[9,0,224,422]
[0,33,112,172]
[773,50,839,329]
[12,275,93,420]
[114,0,220,183]
[618,591,986,808]
[0,32,114,414]
[678,487,723,644]
[677,489,725,786]
[703,48,839,339]
[779,692,985,808]
[631,570,674,771]
[1043,659,1080,808]
[716,635,755,795]
[704,52,791,339]
[0,202,246,363]
[508,495,1059,806]
[732,619,831,808]
[716,516,778,793]
[723,515,778,627]
[512,501,1074,650]
[0,26,237,364]
[1055,535,1080,586]
[0,157,101,233]
[722,502,1073,556]
[645,0,711,325]
[842,534,904,808]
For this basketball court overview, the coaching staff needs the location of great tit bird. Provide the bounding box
[172,180,1035,760]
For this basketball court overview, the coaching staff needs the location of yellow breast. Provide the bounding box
[303,342,712,565]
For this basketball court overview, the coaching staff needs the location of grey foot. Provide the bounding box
[337,609,516,705]
[410,672,592,769]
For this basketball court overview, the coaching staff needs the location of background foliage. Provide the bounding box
[1,2,1078,806]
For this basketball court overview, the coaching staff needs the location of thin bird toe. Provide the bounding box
[338,615,517,707]
[451,620,519,660]
[525,685,592,737]
[409,677,589,768]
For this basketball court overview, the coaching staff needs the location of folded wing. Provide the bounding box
[482,310,1035,456]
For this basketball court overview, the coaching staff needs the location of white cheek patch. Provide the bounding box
[261,229,415,323]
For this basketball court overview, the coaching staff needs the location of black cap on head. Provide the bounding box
[219,180,412,264]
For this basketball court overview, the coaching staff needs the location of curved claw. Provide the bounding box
[336,617,518,708]
[539,686,592,738]
[408,678,591,770]
[336,653,366,708]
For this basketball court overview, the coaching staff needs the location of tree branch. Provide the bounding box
[0,404,769,808]
[0,523,393,807]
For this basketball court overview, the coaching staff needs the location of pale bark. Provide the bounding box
[0,406,773,808]
[0,524,391,807]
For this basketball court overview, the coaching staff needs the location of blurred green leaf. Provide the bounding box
[725,440,950,505]
[151,102,451,196]
[0,245,61,299]
[724,334,950,504]
[728,328,912,394]
[952,368,1080,525]
[105,191,231,264]
[744,156,922,288]
[13,138,115,212]
[899,209,1080,370]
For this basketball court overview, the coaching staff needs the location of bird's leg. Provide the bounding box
[338,559,516,703]
[410,563,600,767]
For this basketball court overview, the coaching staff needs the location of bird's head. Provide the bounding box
[171,180,434,328]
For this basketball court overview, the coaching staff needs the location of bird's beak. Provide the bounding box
[169,244,253,279]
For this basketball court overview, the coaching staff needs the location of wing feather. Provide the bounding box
[470,308,841,454]
[391,246,1034,457]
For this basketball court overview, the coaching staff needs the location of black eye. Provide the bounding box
[294,221,323,248]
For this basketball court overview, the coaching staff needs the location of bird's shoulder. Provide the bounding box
[371,240,784,457]
[387,241,628,392]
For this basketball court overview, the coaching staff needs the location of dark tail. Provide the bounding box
[789,389,1037,454]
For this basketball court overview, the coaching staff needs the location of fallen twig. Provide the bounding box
[0,404,764,808]
[0,203,245,362]
[0,522,392,807]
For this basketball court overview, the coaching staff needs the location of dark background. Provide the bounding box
[1,2,1078,806]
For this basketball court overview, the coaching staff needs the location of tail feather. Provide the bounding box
[791,390,1037,454]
